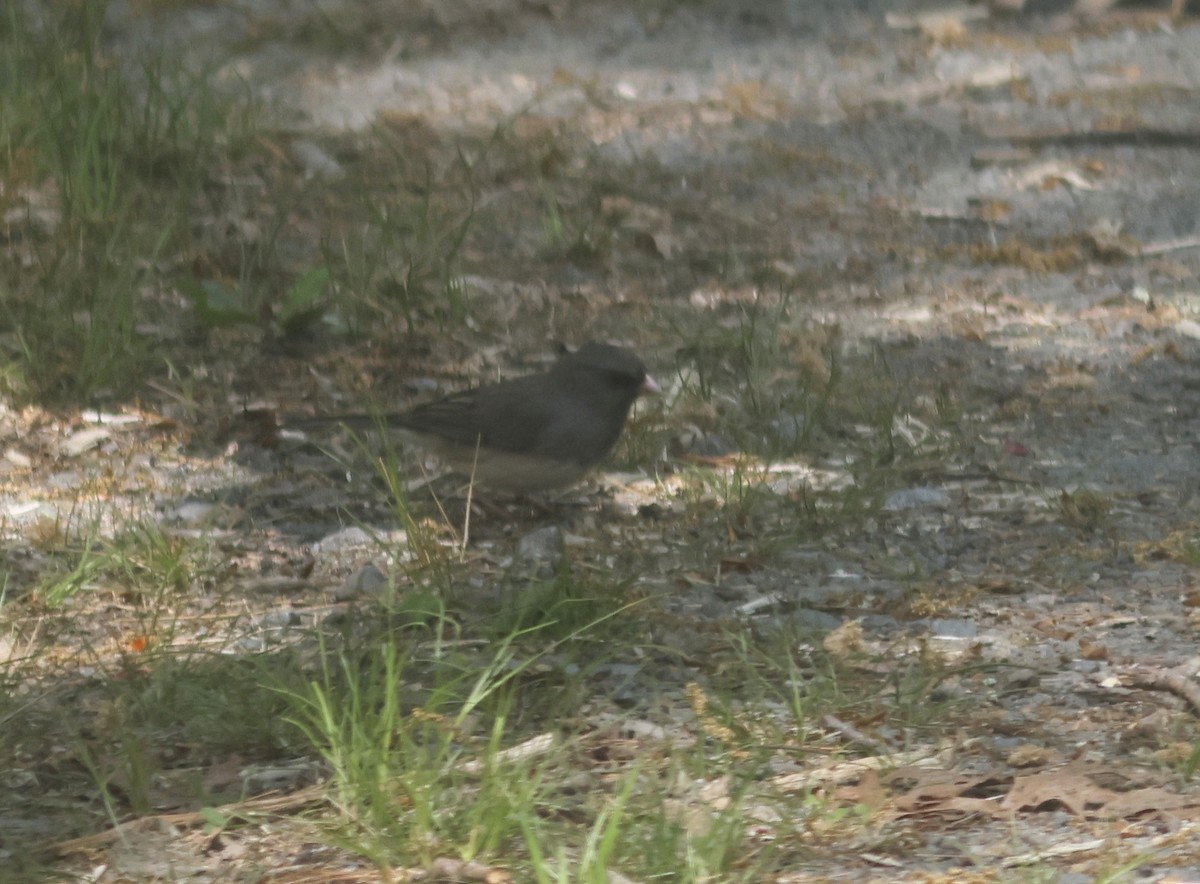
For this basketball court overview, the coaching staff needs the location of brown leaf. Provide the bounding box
[823,620,865,659]
[203,754,246,794]
[1007,744,1054,768]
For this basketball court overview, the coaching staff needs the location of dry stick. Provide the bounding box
[1124,667,1200,717]
[460,436,482,559]
[50,784,328,855]
[419,460,461,551]
[993,127,1200,149]
[457,732,556,776]
[771,748,948,793]
[821,714,897,754]
[1138,235,1200,256]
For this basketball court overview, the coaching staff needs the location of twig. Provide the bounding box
[457,732,557,776]
[821,714,897,754]
[991,126,1200,149]
[1124,666,1200,716]
[1138,235,1200,257]
[50,784,327,855]
[460,438,481,558]
[771,747,949,792]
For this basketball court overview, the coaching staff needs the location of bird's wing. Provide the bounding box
[480,372,632,465]
[393,376,570,456]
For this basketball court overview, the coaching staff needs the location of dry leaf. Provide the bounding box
[824,620,866,658]
[1007,744,1053,768]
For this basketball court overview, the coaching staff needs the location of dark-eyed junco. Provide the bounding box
[301,342,659,492]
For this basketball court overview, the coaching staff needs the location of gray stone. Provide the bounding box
[333,562,389,600]
[314,526,374,552]
[929,619,978,640]
[60,427,111,458]
[884,487,951,510]
[515,526,566,569]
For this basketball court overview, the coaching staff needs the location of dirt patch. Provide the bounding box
[5,0,1200,880]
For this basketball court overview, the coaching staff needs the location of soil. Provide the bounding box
[5,0,1200,880]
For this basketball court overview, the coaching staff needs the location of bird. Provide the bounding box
[298,342,659,493]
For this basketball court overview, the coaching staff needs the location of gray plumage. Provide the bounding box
[303,342,657,491]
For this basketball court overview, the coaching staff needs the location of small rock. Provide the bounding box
[60,427,111,458]
[770,414,806,447]
[404,377,442,394]
[4,501,57,523]
[1003,669,1041,691]
[735,593,786,616]
[241,759,324,794]
[596,663,641,680]
[255,609,301,630]
[313,526,374,552]
[323,608,349,627]
[514,526,565,569]
[2,448,31,469]
[859,613,902,634]
[929,619,977,640]
[167,501,220,526]
[790,608,843,633]
[46,471,81,490]
[683,431,736,457]
[290,139,344,180]
[229,636,267,654]
[884,487,951,510]
[241,576,309,594]
[621,719,667,739]
[1175,318,1200,340]
[333,562,388,601]
[1055,874,1096,884]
